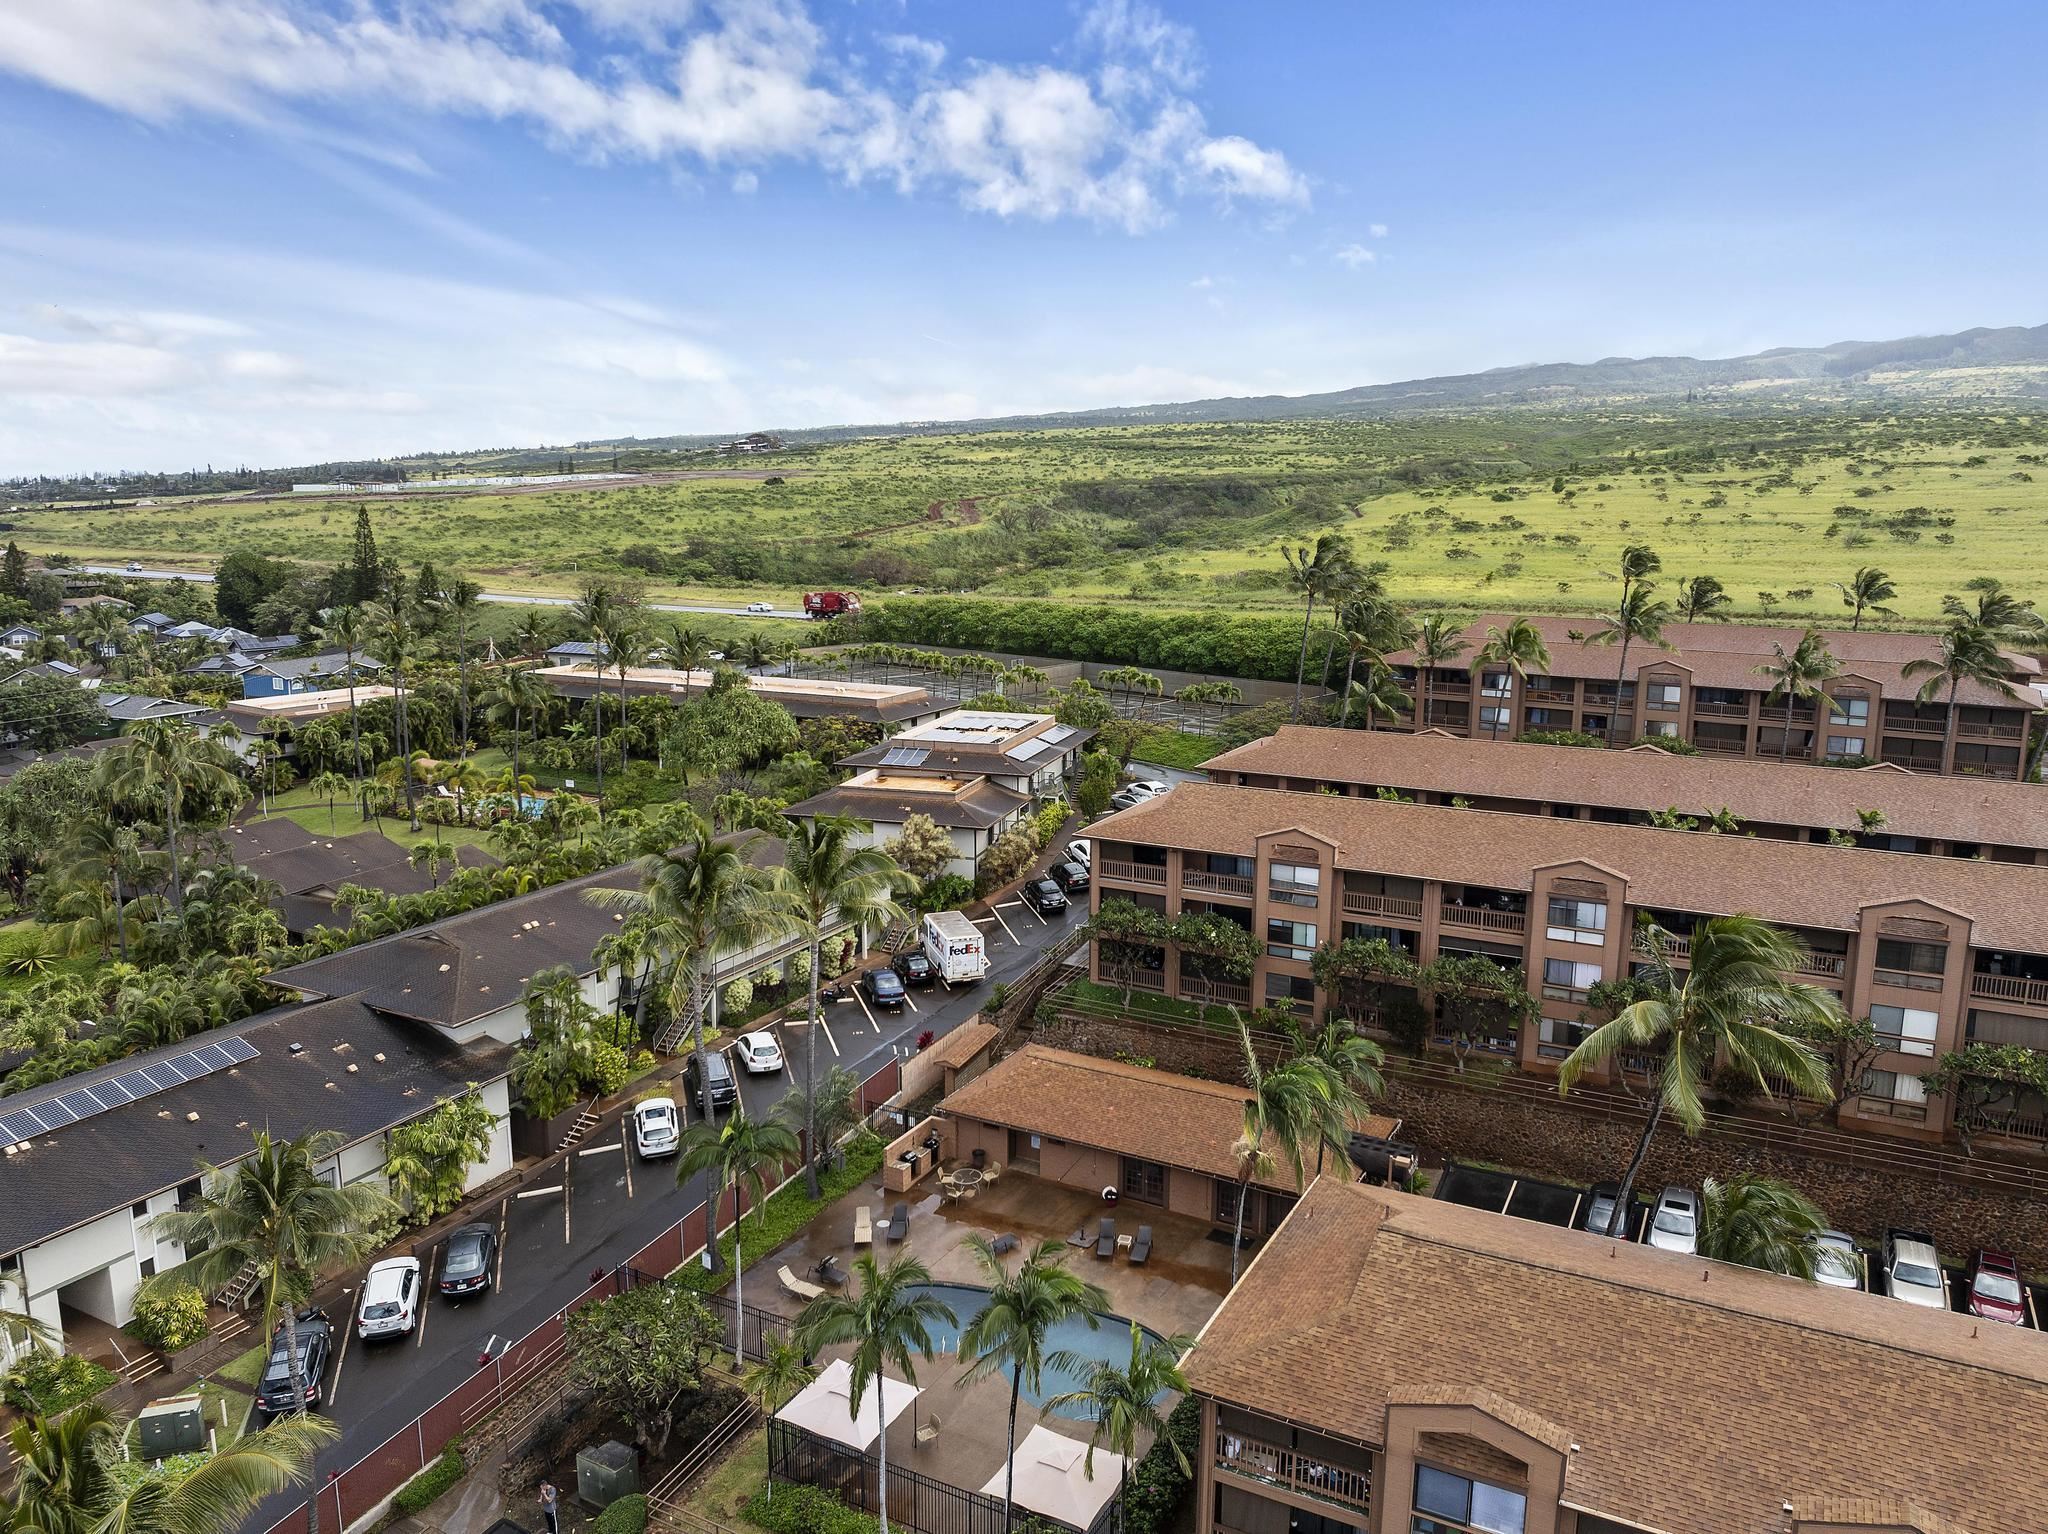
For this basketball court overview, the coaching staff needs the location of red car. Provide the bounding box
[1967,1249,2027,1326]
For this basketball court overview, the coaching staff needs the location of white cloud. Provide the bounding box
[1334,243,1376,268]
[1369,221,1388,238]
[1188,274,1214,289]
[731,169,758,194]
[0,0,1307,231]
[0,332,193,395]
[218,348,307,379]
[555,335,731,383]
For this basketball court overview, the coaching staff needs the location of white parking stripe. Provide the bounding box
[853,989,879,1030]
[988,905,1022,946]
[620,1122,634,1199]
[516,1184,564,1198]
[326,1324,349,1406]
[494,1200,508,1290]
[417,1248,437,1348]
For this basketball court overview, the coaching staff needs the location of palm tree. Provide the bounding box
[145,1130,393,1534]
[1558,916,1838,1236]
[1752,628,1842,762]
[1224,1010,1352,1282]
[1285,1016,1386,1173]
[1942,576,2046,641]
[770,817,916,1196]
[434,575,484,755]
[307,770,351,835]
[485,666,549,799]
[793,1253,958,1534]
[368,599,422,831]
[1343,663,1411,732]
[1902,619,2021,775]
[58,815,161,963]
[1469,617,1551,741]
[570,586,616,810]
[957,1236,1109,1529]
[1334,599,1414,721]
[1611,542,1661,607]
[1586,586,1672,740]
[311,604,369,785]
[1834,566,1897,631]
[606,615,652,773]
[1697,1174,1828,1279]
[676,1100,801,1361]
[738,1336,816,1499]
[1281,534,1359,721]
[6,1400,334,1534]
[666,622,715,673]
[1044,1324,1193,1534]
[1407,612,1469,733]
[1675,573,1732,622]
[103,720,241,914]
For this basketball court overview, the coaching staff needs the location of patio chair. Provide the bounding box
[1129,1225,1152,1265]
[916,1412,943,1446]
[854,1206,873,1246]
[887,1201,909,1241]
[990,1234,1019,1256]
[778,1264,826,1302]
[1095,1217,1116,1258]
[982,1162,1003,1184]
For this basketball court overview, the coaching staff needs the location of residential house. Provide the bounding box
[0,622,42,648]
[537,662,946,727]
[1185,1176,2048,1534]
[1385,615,2040,778]
[1087,781,2048,1148]
[239,651,384,699]
[215,819,499,936]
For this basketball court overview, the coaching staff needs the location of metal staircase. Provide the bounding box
[655,968,714,1055]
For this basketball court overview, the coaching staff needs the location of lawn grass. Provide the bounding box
[0,922,97,996]
[248,782,504,856]
[210,1342,268,1392]
[685,1427,770,1531]
[125,1379,250,1454]
[1063,977,1241,1029]
[1129,728,1223,772]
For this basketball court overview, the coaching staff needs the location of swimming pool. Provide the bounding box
[905,1283,1170,1419]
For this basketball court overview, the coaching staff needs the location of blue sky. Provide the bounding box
[1,0,2043,474]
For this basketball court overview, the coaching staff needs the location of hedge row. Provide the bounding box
[391,1449,465,1516]
[744,1484,879,1534]
[592,1493,649,1534]
[855,598,1311,682]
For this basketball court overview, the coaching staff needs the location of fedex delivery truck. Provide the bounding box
[920,911,989,985]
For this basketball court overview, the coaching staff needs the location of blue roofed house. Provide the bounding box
[239,651,384,698]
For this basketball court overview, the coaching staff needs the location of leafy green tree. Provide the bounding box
[1074,750,1120,816]
[1281,533,1359,721]
[957,1236,1109,1529]
[0,541,29,600]
[347,504,381,604]
[1469,616,1551,740]
[675,1099,800,1358]
[1051,678,1116,730]
[512,967,603,1119]
[1753,628,1841,762]
[212,550,296,631]
[1697,1175,1828,1279]
[1675,573,1732,622]
[1043,1324,1194,1534]
[667,669,799,783]
[1833,566,1897,630]
[1923,1042,2048,1152]
[793,1253,958,1534]
[103,721,242,914]
[0,676,108,751]
[1558,917,1838,1235]
[383,1087,498,1221]
[881,814,956,882]
[565,1280,720,1455]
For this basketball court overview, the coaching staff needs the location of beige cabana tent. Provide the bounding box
[773,1357,923,1451]
[978,1424,1128,1530]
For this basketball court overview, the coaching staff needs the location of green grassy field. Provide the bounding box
[15,408,2045,625]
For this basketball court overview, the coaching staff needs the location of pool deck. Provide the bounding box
[748,1170,1234,1494]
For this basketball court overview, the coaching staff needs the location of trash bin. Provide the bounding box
[972,1147,987,1170]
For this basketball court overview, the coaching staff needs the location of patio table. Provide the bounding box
[950,1167,984,1190]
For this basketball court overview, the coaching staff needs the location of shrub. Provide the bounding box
[2,1354,114,1414]
[129,1283,209,1353]
[917,872,973,914]
[722,977,755,1014]
[1029,797,1070,847]
[1629,735,1700,756]
[1514,729,1606,749]
[744,1484,880,1534]
[1123,1396,1203,1534]
[755,964,783,989]
[591,1493,649,1534]
[975,828,1038,894]
[588,1040,631,1096]
[391,1450,465,1516]
[785,948,811,986]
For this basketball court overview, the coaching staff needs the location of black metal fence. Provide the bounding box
[768,1419,1114,1534]
[699,1285,797,1366]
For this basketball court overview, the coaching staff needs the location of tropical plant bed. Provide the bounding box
[121,1378,251,1455]
[2,1352,116,1414]
[673,1137,887,1297]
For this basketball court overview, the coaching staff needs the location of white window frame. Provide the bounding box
[1871,1004,1940,1057]
[1546,897,1607,945]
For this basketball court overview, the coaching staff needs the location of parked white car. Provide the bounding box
[1884,1230,1947,1308]
[745,601,774,613]
[357,1257,421,1341]
[1813,1230,1863,1290]
[1646,1186,1699,1255]
[1127,779,1171,798]
[632,1097,681,1159]
[1064,839,1091,869]
[734,1030,784,1075]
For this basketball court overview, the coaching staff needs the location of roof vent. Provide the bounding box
[345,1063,358,1074]
[288,1042,304,1055]
[157,1110,172,1119]
[324,1082,339,1092]
[438,964,451,973]
[373,1052,386,1063]
[186,1111,199,1123]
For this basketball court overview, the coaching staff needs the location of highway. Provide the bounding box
[80,566,812,621]
[251,895,1085,1527]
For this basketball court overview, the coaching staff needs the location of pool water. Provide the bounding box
[906,1283,1170,1419]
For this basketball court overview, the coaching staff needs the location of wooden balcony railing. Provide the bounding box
[1882,717,1949,737]
[1525,687,1576,704]
[1972,972,2048,1008]
[1178,976,1251,1007]
[1214,1432,1372,1516]
[1665,934,1843,978]
[1693,700,1752,718]
[1182,869,1255,898]
[1100,859,1167,887]
[1125,968,1166,993]
[1960,719,2027,740]
[1342,891,1423,920]
[1439,902,1527,935]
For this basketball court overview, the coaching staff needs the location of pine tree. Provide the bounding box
[348,505,380,603]
[0,541,30,599]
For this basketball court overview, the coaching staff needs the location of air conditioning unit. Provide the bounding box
[575,1440,639,1509]
[138,1394,207,1457]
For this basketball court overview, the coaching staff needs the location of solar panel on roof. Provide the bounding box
[219,1037,259,1064]
[110,1069,154,1098]
[140,1062,186,1091]
[7,1037,263,1142]
[30,1098,77,1128]
[56,1088,101,1121]
[90,1076,135,1106]
[191,1042,235,1070]
[0,1109,41,1142]
[880,745,930,767]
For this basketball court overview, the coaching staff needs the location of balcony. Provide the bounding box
[1525,686,1576,704]
[1972,972,2048,1008]
[1694,699,1752,719]
[1665,934,1843,978]
[1182,869,1254,898]
[1178,976,1251,1007]
[1100,859,1167,887]
[1342,891,1423,921]
[1214,1431,1372,1517]
[1873,967,1944,993]
[1960,719,2027,740]
[1882,716,1948,737]
[1439,901,1527,935]
[1692,737,1751,757]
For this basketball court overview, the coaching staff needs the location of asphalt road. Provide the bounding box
[80,565,811,621]
[252,896,1085,1527]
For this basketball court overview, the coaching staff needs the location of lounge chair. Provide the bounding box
[779,1264,826,1302]
[886,1202,909,1242]
[916,1413,943,1446]
[1128,1225,1152,1265]
[854,1206,873,1246]
[990,1234,1019,1256]
[1095,1217,1116,1258]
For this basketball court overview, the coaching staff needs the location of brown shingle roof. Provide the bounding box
[1387,614,2039,707]
[1205,726,2048,848]
[937,1045,1397,1190]
[1093,781,2048,951]
[1186,1178,2048,1534]
[787,779,1029,831]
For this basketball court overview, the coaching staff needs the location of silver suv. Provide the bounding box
[1646,1186,1699,1255]
[1884,1230,1947,1309]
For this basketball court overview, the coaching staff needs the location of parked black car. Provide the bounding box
[860,966,908,1011]
[440,1222,498,1298]
[1025,878,1069,914]
[684,1047,739,1110]
[256,1309,334,1415]
[891,950,936,988]
[1049,860,1090,893]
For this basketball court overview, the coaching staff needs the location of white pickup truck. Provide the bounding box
[920,910,989,985]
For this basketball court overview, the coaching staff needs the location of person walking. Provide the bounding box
[539,1481,561,1534]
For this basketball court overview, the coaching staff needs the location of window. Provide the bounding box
[1264,971,1316,1005]
[1120,1157,1166,1205]
[1522,674,1553,691]
[1268,861,1321,906]
[1830,695,1871,725]
[1861,1068,1929,1104]
[1543,957,1602,999]
[1205,853,1255,879]
[1412,1466,1526,1534]
[1826,735,1865,757]
[1267,918,1318,961]
[1479,670,1511,697]
[1646,681,1681,710]
[1643,720,1678,738]
[137,1257,156,1280]
[1478,706,1511,732]
[1875,939,1947,988]
[1871,1004,1940,1057]
[1546,897,1606,945]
